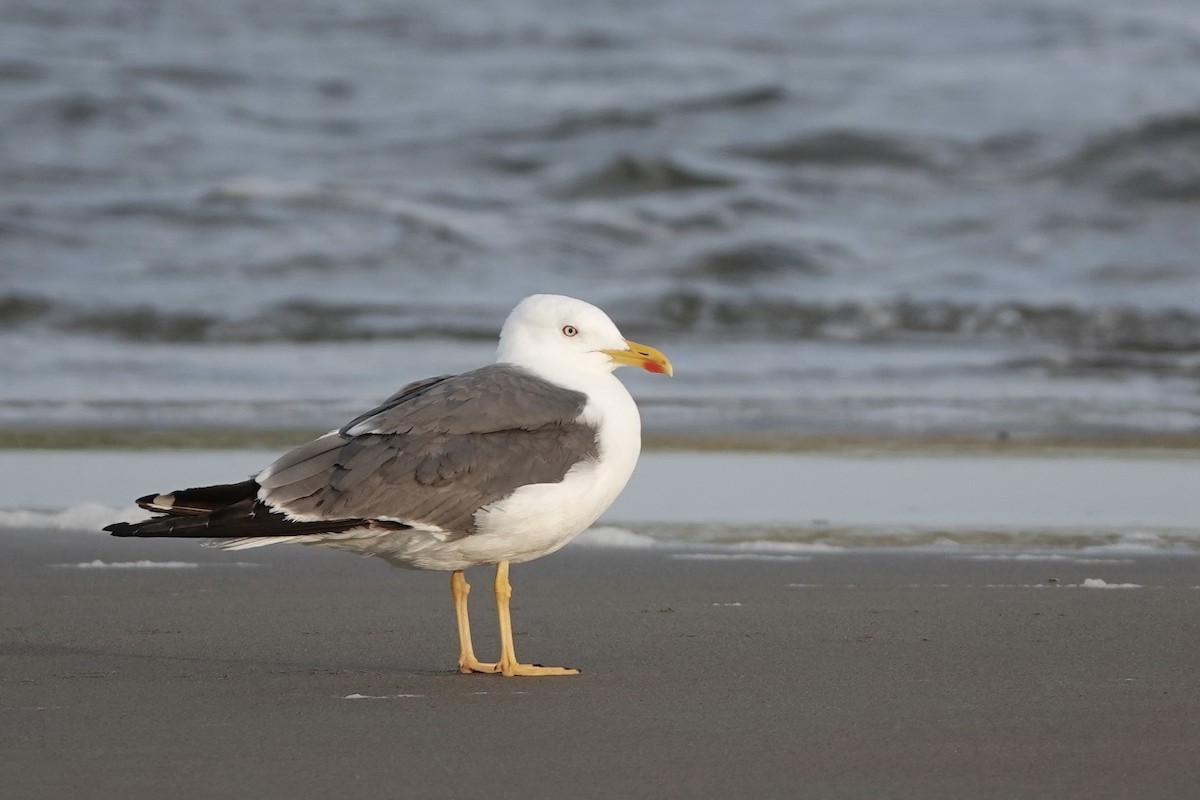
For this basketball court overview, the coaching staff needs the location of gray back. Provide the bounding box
[259,365,598,535]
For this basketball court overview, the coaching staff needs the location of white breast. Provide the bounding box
[457,370,641,565]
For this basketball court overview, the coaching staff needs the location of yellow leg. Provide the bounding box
[494,561,580,677]
[451,570,498,674]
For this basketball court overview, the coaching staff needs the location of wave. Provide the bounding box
[119,64,247,90]
[0,293,54,326]
[571,526,661,549]
[54,559,202,569]
[640,291,1200,353]
[0,503,142,531]
[673,240,850,282]
[552,155,739,199]
[7,289,1200,355]
[12,90,169,131]
[51,559,262,569]
[727,116,1200,206]
[0,293,499,343]
[488,84,784,144]
[1051,112,1200,202]
[671,84,785,113]
[0,60,48,83]
[602,523,1200,554]
[491,109,658,143]
[731,129,957,171]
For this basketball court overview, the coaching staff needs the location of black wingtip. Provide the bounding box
[104,522,135,537]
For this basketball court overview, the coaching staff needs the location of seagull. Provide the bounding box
[105,294,672,677]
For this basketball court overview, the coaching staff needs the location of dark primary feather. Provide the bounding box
[135,480,259,516]
[104,481,382,538]
[106,364,599,541]
[105,492,375,539]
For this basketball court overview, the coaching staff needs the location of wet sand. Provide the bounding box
[3,529,1199,799]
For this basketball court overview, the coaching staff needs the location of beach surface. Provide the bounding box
[4,528,1199,800]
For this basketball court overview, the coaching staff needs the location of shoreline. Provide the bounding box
[3,448,1198,552]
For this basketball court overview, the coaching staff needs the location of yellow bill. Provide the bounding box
[602,339,673,376]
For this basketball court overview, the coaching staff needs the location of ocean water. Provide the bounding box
[3,0,1200,438]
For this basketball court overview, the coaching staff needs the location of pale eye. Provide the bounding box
[562,324,579,337]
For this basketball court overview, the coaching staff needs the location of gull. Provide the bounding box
[106,294,672,676]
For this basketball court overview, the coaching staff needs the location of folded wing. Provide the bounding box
[106,364,599,541]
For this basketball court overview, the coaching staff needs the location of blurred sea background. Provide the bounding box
[3,0,1200,443]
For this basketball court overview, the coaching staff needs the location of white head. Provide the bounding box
[496,294,672,377]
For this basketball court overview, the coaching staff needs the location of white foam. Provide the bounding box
[985,584,1057,589]
[986,580,1143,589]
[54,559,200,569]
[0,503,143,531]
[1079,532,1185,554]
[573,527,844,556]
[723,540,843,554]
[570,526,661,549]
[671,553,811,562]
[1080,578,1142,589]
[960,554,1133,564]
[52,559,260,569]
[343,693,424,700]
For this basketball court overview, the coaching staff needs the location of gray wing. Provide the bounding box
[257,365,599,535]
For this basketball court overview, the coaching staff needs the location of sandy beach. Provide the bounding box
[4,527,1198,799]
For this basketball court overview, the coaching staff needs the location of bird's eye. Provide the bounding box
[562,325,578,337]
